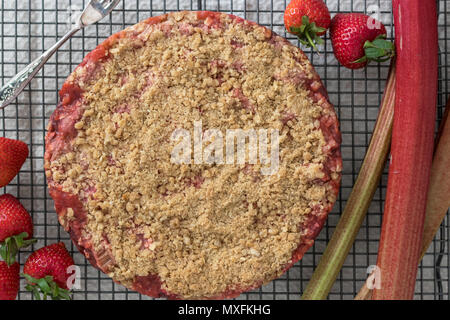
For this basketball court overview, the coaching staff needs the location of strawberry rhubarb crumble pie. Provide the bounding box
[44,11,341,299]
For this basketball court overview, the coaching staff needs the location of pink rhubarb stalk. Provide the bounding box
[372,0,438,300]
[356,99,450,300]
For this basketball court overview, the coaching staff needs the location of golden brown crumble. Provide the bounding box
[46,11,340,298]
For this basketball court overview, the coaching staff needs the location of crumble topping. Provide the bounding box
[45,11,341,298]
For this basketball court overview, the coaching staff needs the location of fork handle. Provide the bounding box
[0,26,81,110]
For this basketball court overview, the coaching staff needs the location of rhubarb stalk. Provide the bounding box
[356,99,450,300]
[421,102,450,259]
[372,0,438,300]
[301,61,395,300]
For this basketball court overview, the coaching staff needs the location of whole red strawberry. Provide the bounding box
[23,242,74,300]
[0,194,36,265]
[330,13,394,69]
[0,137,29,188]
[0,261,19,300]
[284,0,331,50]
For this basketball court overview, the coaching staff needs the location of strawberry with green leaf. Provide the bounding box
[23,242,74,300]
[0,194,36,266]
[284,0,331,51]
[330,13,394,69]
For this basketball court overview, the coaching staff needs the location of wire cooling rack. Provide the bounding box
[0,0,448,300]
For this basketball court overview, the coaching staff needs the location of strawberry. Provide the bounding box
[23,242,74,300]
[0,261,19,300]
[0,137,29,188]
[284,0,331,50]
[0,194,36,265]
[330,13,394,69]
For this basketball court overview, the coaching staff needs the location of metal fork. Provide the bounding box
[0,0,121,110]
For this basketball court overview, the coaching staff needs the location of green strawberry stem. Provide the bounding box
[290,15,326,53]
[0,232,37,266]
[353,35,395,65]
[23,273,72,300]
